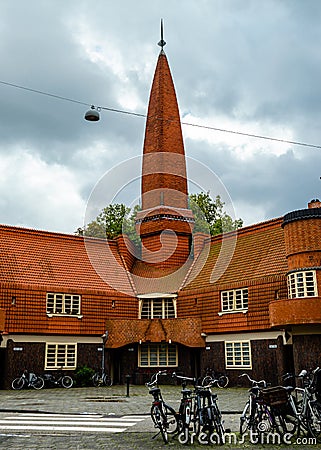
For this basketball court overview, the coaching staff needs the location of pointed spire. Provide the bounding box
[135,27,194,268]
[141,41,187,210]
[158,19,166,51]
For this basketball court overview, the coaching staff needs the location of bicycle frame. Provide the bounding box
[193,380,225,444]
[239,373,271,435]
[146,371,178,444]
[172,373,195,444]
[287,384,317,434]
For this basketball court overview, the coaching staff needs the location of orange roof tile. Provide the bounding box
[183,218,287,291]
[0,224,135,296]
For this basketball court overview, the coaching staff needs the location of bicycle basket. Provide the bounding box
[261,386,288,407]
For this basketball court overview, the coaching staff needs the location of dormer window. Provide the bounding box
[220,288,248,314]
[138,296,176,319]
[46,293,81,317]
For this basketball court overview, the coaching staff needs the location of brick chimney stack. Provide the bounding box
[308,199,321,209]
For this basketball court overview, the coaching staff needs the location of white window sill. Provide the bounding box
[47,313,83,319]
[226,365,252,370]
[218,309,248,316]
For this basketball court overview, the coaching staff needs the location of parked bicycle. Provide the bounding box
[193,376,226,444]
[279,367,321,442]
[146,370,178,444]
[202,367,229,388]
[239,373,271,435]
[12,369,44,390]
[92,368,112,387]
[43,370,74,388]
[172,372,195,444]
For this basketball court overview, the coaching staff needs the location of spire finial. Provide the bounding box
[158,19,166,50]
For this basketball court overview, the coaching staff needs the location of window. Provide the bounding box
[225,341,251,368]
[221,289,248,312]
[140,298,176,319]
[45,343,77,369]
[47,293,81,316]
[287,271,318,298]
[139,344,178,367]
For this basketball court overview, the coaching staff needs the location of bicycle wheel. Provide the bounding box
[192,401,201,436]
[307,401,321,442]
[92,373,100,387]
[202,376,212,386]
[61,375,73,388]
[218,375,229,388]
[32,376,44,389]
[12,377,25,390]
[102,374,113,387]
[240,401,251,434]
[164,404,178,434]
[151,404,168,444]
[274,406,297,436]
[211,404,225,444]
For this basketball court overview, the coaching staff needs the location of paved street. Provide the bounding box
[0,385,320,449]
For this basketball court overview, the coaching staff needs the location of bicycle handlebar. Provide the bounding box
[238,373,267,387]
[145,370,168,387]
[195,380,218,390]
[172,372,196,383]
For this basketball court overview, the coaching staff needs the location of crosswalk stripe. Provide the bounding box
[0,413,149,434]
[0,425,126,433]
[4,416,140,423]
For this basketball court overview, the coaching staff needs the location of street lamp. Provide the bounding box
[101,330,109,374]
[84,105,100,121]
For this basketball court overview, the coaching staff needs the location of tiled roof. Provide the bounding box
[105,317,204,348]
[0,224,135,296]
[183,218,287,291]
[131,258,193,295]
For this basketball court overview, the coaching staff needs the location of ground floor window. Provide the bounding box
[225,341,251,369]
[45,343,77,369]
[138,343,178,367]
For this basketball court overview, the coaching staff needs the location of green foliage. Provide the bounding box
[76,204,131,239]
[74,365,95,387]
[122,204,142,248]
[75,193,243,243]
[190,192,243,236]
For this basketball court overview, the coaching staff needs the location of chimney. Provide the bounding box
[308,199,321,209]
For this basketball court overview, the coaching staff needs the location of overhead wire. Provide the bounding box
[1,79,320,150]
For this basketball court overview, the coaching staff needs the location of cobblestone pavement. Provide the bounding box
[0,385,320,449]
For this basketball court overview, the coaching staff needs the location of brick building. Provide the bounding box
[0,39,320,388]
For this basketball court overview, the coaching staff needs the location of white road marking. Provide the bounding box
[0,413,149,434]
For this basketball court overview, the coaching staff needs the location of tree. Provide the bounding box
[76,204,130,239]
[189,192,243,236]
[122,204,142,247]
[76,193,242,241]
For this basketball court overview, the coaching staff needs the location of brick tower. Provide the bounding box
[135,28,194,269]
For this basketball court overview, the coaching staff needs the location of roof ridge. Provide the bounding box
[209,216,284,243]
[0,223,119,244]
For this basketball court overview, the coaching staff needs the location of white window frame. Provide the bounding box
[225,341,251,369]
[139,298,177,319]
[45,343,77,369]
[219,288,248,315]
[287,270,318,299]
[138,343,178,367]
[46,293,82,318]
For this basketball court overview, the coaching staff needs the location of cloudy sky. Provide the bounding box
[1,0,321,234]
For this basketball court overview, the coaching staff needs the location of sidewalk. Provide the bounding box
[0,384,248,431]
